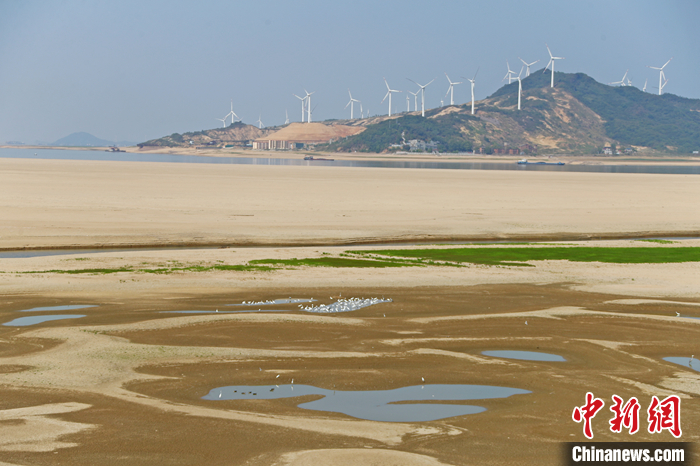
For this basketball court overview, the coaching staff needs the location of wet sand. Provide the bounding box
[0,157,698,465]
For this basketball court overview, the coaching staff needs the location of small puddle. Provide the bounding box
[19,305,96,312]
[202,383,529,422]
[3,315,87,327]
[482,350,566,362]
[663,357,700,372]
[228,298,316,306]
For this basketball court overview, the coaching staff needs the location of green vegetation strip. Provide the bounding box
[248,257,420,268]
[350,247,700,267]
[24,264,275,275]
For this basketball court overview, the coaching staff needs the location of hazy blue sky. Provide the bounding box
[1,0,698,144]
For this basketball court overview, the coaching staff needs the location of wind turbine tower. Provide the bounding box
[543,44,564,88]
[462,68,478,115]
[408,78,435,117]
[285,109,290,125]
[514,68,523,110]
[409,90,419,111]
[647,58,673,95]
[226,100,240,124]
[304,90,315,123]
[519,58,540,77]
[293,94,306,122]
[444,73,463,105]
[345,89,360,119]
[381,78,401,116]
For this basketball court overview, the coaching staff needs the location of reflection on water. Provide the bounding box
[2,148,700,175]
[663,357,699,372]
[482,350,566,362]
[3,315,86,327]
[202,383,530,422]
[19,305,96,312]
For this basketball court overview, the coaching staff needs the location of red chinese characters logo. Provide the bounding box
[573,393,682,439]
[648,395,682,438]
[609,395,640,434]
[572,392,605,439]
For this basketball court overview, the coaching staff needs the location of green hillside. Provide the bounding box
[492,71,700,152]
[325,71,700,154]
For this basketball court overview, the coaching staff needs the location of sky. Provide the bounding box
[1,0,698,144]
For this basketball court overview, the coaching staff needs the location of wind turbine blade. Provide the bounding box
[344,100,351,109]
[543,59,553,73]
[473,67,479,80]
[426,78,435,86]
[407,78,419,86]
[381,91,390,103]
[546,44,553,58]
[662,57,673,69]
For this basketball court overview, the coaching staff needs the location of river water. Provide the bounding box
[2,148,700,174]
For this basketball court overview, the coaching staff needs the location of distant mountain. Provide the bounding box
[490,70,700,153]
[140,71,700,155]
[324,71,700,154]
[53,132,135,147]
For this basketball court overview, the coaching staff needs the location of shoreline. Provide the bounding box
[1,230,699,253]
[3,144,700,166]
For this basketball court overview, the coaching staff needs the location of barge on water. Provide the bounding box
[517,159,565,166]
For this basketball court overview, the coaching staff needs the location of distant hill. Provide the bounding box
[141,71,700,155]
[491,71,700,153]
[327,71,700,154]
[138,121,268,148]
[53,132,135,147]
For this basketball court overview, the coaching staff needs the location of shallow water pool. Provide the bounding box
[481,350,566,362]
[3,315,87,327]
[202,383,530,422]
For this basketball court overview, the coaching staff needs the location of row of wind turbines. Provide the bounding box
[214,44,673,128]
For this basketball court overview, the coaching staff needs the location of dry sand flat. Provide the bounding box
[0,156,699,465]
[1,157,700,250]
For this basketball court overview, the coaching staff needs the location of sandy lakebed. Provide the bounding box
[0,155,698,465]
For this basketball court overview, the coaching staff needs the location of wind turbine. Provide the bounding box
[293,94,306,122]
[543,44,564,88]
[409,90,419,111]
[256,114,264,129]
[519,57,540,77]
[514,67,523,110]
[609,70,629,87]
[462,68,479,115]
[407,78,435,117]
[503,61,516,84]
[444,73,463,105]
[642,78,648,93]
[285,109,289,125]
[304,90,315,122]
[216,117,226,128]
[226,100,240,124]
[345,89,360,119]
[381,78,401,116]
[647,58,673,95]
